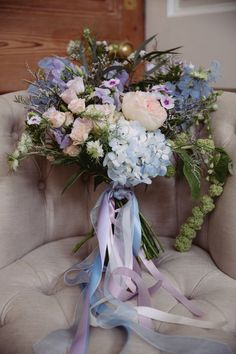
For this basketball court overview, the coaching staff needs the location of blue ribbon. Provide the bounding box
[33,186,234,354]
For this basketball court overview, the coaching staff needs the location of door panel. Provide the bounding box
[0,0,144,93]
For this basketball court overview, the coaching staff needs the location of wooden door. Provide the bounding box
[0,0,144,94]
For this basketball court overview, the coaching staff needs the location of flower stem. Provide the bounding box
[72,229,94,253]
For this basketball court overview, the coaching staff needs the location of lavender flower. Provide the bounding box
[102,78,120,89]
[39,57,67,90]
[27,114,42,125]
[94,88,114,104]
[52,129,71,149]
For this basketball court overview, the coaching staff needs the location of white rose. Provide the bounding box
[122,91,167,131]
[68,98,86,114]
[66,76,85,94]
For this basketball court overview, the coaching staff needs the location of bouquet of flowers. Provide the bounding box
[8,29,233,354]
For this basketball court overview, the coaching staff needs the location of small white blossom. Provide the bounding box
[127,52,135,61]
[139,50,146,58]
[8,150,20,171]
[10,158,19,171]
[86,140,104,160]
[17,133,33,154]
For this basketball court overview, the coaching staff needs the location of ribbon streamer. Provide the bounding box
[33,186,233,354]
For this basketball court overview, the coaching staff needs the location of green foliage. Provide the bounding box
[213,147,232,183]
[175,149,201,200]
[62,170,85,194]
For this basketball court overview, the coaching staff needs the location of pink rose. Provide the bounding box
[67,77,85,94]
[60,88,78,104]
[122,91,167,131]
[68,98,86,114]
[64,112,74,126]
[70,118,93,145]
[43,107,66,128]
[63,144,80,156]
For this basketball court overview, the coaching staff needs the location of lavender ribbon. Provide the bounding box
[33,186,233,354]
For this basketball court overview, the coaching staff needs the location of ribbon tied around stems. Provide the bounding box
[33,185,233,354]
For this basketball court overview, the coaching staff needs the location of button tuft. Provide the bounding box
[38,181,45,190]
[12,132,19,141]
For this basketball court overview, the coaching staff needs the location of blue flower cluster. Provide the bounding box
[167,61,220,112]
[28,57,78,113]
[103,118,172,187]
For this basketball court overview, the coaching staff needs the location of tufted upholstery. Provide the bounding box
[0,91,236,354]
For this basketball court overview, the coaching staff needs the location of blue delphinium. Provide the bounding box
[28,57,79,113]
[38,57,78,90]
[103,118,172,187]
[166,60,220,112]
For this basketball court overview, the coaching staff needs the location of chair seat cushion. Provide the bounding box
[0,237,235,354]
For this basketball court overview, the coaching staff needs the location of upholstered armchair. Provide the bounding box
[0,91,236,354]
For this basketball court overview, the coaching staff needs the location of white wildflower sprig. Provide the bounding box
[8,132,33,171]
[86,140,104,160]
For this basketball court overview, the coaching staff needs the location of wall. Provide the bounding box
[145,0,236,90]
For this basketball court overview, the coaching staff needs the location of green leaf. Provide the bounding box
[51,157,69,165]
[62,170,85,194]
[176,150,201,200]
[214,148,233,183]
[72,229,94,253]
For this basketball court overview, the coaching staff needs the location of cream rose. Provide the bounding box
[43,107,66,128]
[68,98,86,114]
[70,118,93,145]
[122,91,167,131]
[63,144,80,156]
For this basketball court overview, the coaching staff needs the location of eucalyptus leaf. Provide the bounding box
[79,42,89,75]
[134,34,157,63]
[144,46,182,61]
[145,62,163,76]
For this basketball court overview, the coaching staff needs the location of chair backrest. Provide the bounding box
[0,91,235,279]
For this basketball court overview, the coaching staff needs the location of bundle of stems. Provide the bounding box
[73,197,164,260]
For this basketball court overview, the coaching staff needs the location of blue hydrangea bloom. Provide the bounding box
[38,57,67,90]
[103,118,172,187]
